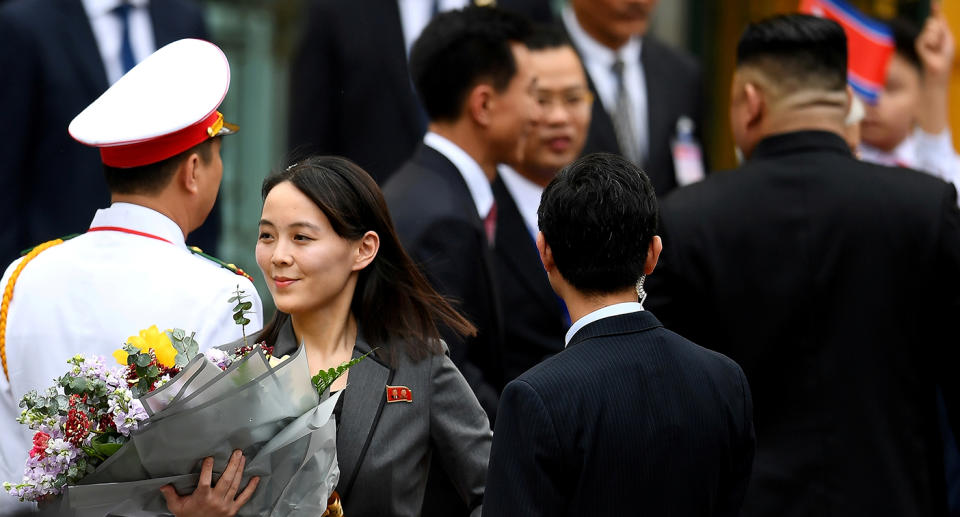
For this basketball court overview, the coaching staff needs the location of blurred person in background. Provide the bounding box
[288,0,552,184]
[381,7,539,516]
[493,25,590,384]
[0,0,221,268]
[648,14,960,516]
[561,0,707,197]
[859,8,960,195]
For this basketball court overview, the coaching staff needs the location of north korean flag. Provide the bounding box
[800,0,895,104]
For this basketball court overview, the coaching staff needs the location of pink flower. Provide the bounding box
[28,432,50,459]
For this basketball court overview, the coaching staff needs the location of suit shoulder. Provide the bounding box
[658,326,746,377]
[644,36,700,78]
[0,0,52,30]
[384,160,468,223]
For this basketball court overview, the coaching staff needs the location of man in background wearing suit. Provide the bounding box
[484,152,755,516]
[562,0,706,197]
[0,0,220,267]
[288,0,552,184]
[494,26,590,383]
[647,14,960,516]
[384,8,538,516]
[384,6,538,422]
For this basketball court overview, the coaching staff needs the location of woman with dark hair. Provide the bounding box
[252,156,490,516]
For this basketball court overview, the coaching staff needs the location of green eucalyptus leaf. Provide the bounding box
[135,354,152,368]
[228,295,240,303]
[91,441,123,457]
[240,301,252,311]
[171,328,186,341]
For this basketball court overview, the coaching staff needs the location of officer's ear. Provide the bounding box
[177,152,203,195]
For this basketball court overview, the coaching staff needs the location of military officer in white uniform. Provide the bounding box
[0,39,263,513]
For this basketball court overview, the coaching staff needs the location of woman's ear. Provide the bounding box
[353,231,380,271]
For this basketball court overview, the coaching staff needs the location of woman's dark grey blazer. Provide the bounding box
[253,321,492,517]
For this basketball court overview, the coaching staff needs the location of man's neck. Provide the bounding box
[570,4,630,51]
[110,194,190,238]
[428,123,498,180]
[562,286,639,324]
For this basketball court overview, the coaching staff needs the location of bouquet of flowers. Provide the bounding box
[4,288,361,516]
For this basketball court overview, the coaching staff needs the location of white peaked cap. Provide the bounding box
[68,38,235,168]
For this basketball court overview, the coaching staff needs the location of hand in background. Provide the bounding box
[915,2,956,135]
[160,450,260,517]
[917,2,955,87]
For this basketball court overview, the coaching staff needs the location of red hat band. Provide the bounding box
[99,111,223,168]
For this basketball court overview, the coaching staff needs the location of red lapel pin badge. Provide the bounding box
[386,385,413,403]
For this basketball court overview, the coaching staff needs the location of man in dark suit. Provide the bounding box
[383,6,538,421]
[484,152,755,516]
[647,14,960,516]
[288,0,552,184]
[561,0,706,197]
[493,26,590,382]
[0,0,218,267]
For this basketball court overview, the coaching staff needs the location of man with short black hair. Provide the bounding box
[484,152,755,516]
[493,25,590,383]
[648,14,960,516]
[384,6,539,420]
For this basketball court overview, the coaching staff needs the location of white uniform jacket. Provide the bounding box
[0,203,263,501]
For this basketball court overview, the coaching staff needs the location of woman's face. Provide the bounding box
[256,181,359,317]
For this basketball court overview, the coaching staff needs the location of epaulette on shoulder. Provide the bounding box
[188,246,254,281]
[19,234,80,256]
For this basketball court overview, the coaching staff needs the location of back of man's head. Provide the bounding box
[538,153,658,295]
[736,14,847,99]
[409,6,533,122]
[103,139,215,196]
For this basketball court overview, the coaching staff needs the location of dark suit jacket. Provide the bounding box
[383,144,503,420]
[264,321,492,517]
[0,0,217,266]
[288,0,554,184]
[491,177,567,382]
[567,30,706,198]
[484,310,755,516]
[647,130,960,516]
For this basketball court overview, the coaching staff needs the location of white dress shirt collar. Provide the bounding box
[81,0,155,85]
[562,5,648,162]
[497,164,543,237]
[565,301,644,346]
[89,202,187,250]
[397,0,471,56]
[424,132,494,219]
[81,0,148,16]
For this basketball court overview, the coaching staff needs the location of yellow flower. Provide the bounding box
[125,325,177,368]
[113,349,129,366]
[268,355,290,368]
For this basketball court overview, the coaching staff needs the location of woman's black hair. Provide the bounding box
[257,156,476,363]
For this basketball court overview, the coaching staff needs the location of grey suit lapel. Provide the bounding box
[337,337,393,500]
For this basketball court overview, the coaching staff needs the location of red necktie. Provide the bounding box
[484,201,497,246]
